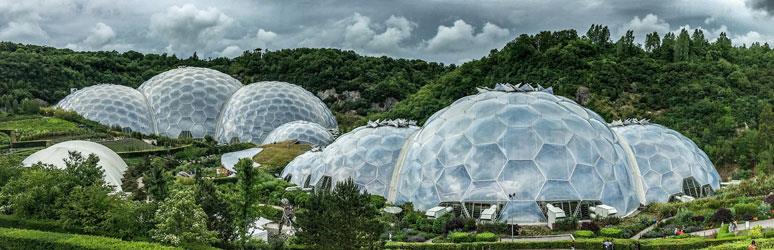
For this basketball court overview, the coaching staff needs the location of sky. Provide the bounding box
[1,0,773,64]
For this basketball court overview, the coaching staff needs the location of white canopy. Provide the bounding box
[22,140,128,191]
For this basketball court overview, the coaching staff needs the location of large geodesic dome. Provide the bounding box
[391,84,641,223]
[281,150,323,187]
[57,84,156,134]
[138,67,243,138]
[216,81,338,144]
[22,140,128,191]
[611,119,721,204]
[308,120,419,197]
[262,120,334,146]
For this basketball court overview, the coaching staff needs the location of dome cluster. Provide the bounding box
[282,83,720,224]
[57,67,337,145]
[22,140,128,191]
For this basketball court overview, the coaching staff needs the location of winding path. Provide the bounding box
[689,218,774,237]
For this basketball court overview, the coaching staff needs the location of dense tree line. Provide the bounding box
[381,25,773,174]
[0,44,447,115]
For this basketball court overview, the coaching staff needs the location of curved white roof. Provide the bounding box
[281,150,323,187]
[216,81,337,144]
[262,120,334,146]
[57,84,156,134]
[22,140,128,191]
[139,67,243,138]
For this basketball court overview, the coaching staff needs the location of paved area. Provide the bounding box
[631,216,673,240]
[689,218,774,237]
[501,234,574,242]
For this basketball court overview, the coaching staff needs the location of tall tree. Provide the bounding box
[691,29,708,56]
[674,28,692,61]
[144,158,172,202]
[586,24,610,47]
[196,177,237,244]
[151,185,216,246]
[296,179,384,249]
[645,32,661,52]
[234,158,257,246]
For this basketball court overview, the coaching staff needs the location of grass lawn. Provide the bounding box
[0,117,85,142]
[98,138,161,152]
[254,140,311,174]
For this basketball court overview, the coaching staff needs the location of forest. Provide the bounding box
[1,24,772,177]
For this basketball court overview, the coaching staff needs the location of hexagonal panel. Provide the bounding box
[465,144,506,180]
[535,144,574,180]
[465,117,506,144]
[438,135,472,167]
[497,105,540,127]
[498,160,545,200]
[436,165,472,196]
[499,127,542,160]
[570,164,604,199]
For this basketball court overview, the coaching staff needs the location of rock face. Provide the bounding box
[576,86,591,106]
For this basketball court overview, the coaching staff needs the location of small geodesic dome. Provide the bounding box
[308,120,419,197]
[138,67,243,138]
[610,119,721,204]
[216,81,338,144]
[281,149,323,187]
[57,84,156,134]
[22,140,128,191]
[262,120,334,146]
[391,83,641,224]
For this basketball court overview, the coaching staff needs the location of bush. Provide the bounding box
[448,232,474,243]
[475,232,498,242]
[476,222,508,235]
[444,217,465,233]
[574,230,594,238]
[580,221,600,233]
[519,226,551,236]
[749,225,763,239]
[597,216,621,226]
[765,193,774,207]
[0,227,181,250]
[432,214,452,234]
[712,208,734,223]
[599,227,623,238]
[462,217,477,231]
[553,216,578,231]
[733,203,759,220]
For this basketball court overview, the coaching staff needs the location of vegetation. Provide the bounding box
[252,141,311,174]
[0,227,181,250]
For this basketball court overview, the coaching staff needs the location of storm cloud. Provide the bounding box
[0,0,772,64]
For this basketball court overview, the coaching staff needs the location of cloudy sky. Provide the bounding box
[2,0,773,64]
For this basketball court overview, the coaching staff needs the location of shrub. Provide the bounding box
[733,203,759,220]
[574,230,594,238]
[462,217,476,231]
[598,216,621,226]
[749,225,763,239]
[600,227,623,238]
[448,232,474,243]
[691,215,706,223]
[475,232,498,242]
[432,214,451,234]
[444,217,465,233]
[580,221,600,233]
[0,227,180,250]
[477,222,508,235]
[765,193,774,207]
[712,208,733,223]
[519,226,551,236]
[764,230,774,238]
[553,216,578,231]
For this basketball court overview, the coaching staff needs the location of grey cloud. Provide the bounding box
[149,3,234,56]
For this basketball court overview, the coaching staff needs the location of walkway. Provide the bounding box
[501,234,574,242]
[689,218,774,237]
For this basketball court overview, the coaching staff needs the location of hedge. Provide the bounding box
[0,227,179,250]
[384,236,749,249]
[474,232,498,242]
[574,230,595,238]
[600,227,623,238]
[705,238,774,250]
[0,215,82,235]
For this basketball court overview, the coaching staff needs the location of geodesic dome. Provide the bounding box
[138,67,242,138]
[22,140,128,191]
[216,81,338,144]
[57,84,155,134]
[262,120,334,146]
[281,150,323,187]
[610,119,721,204]
[391,84,641,223]
[308,120,419,197]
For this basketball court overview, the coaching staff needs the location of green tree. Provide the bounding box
[296,179,385,249]
[674,28,691,61]
[57,185,113,233]
[63,151,104,187]
[195,177,237,244]
[645,32,661,52]
[145,158,172,202]
[151,185,216,246]
[234,158,257,246]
